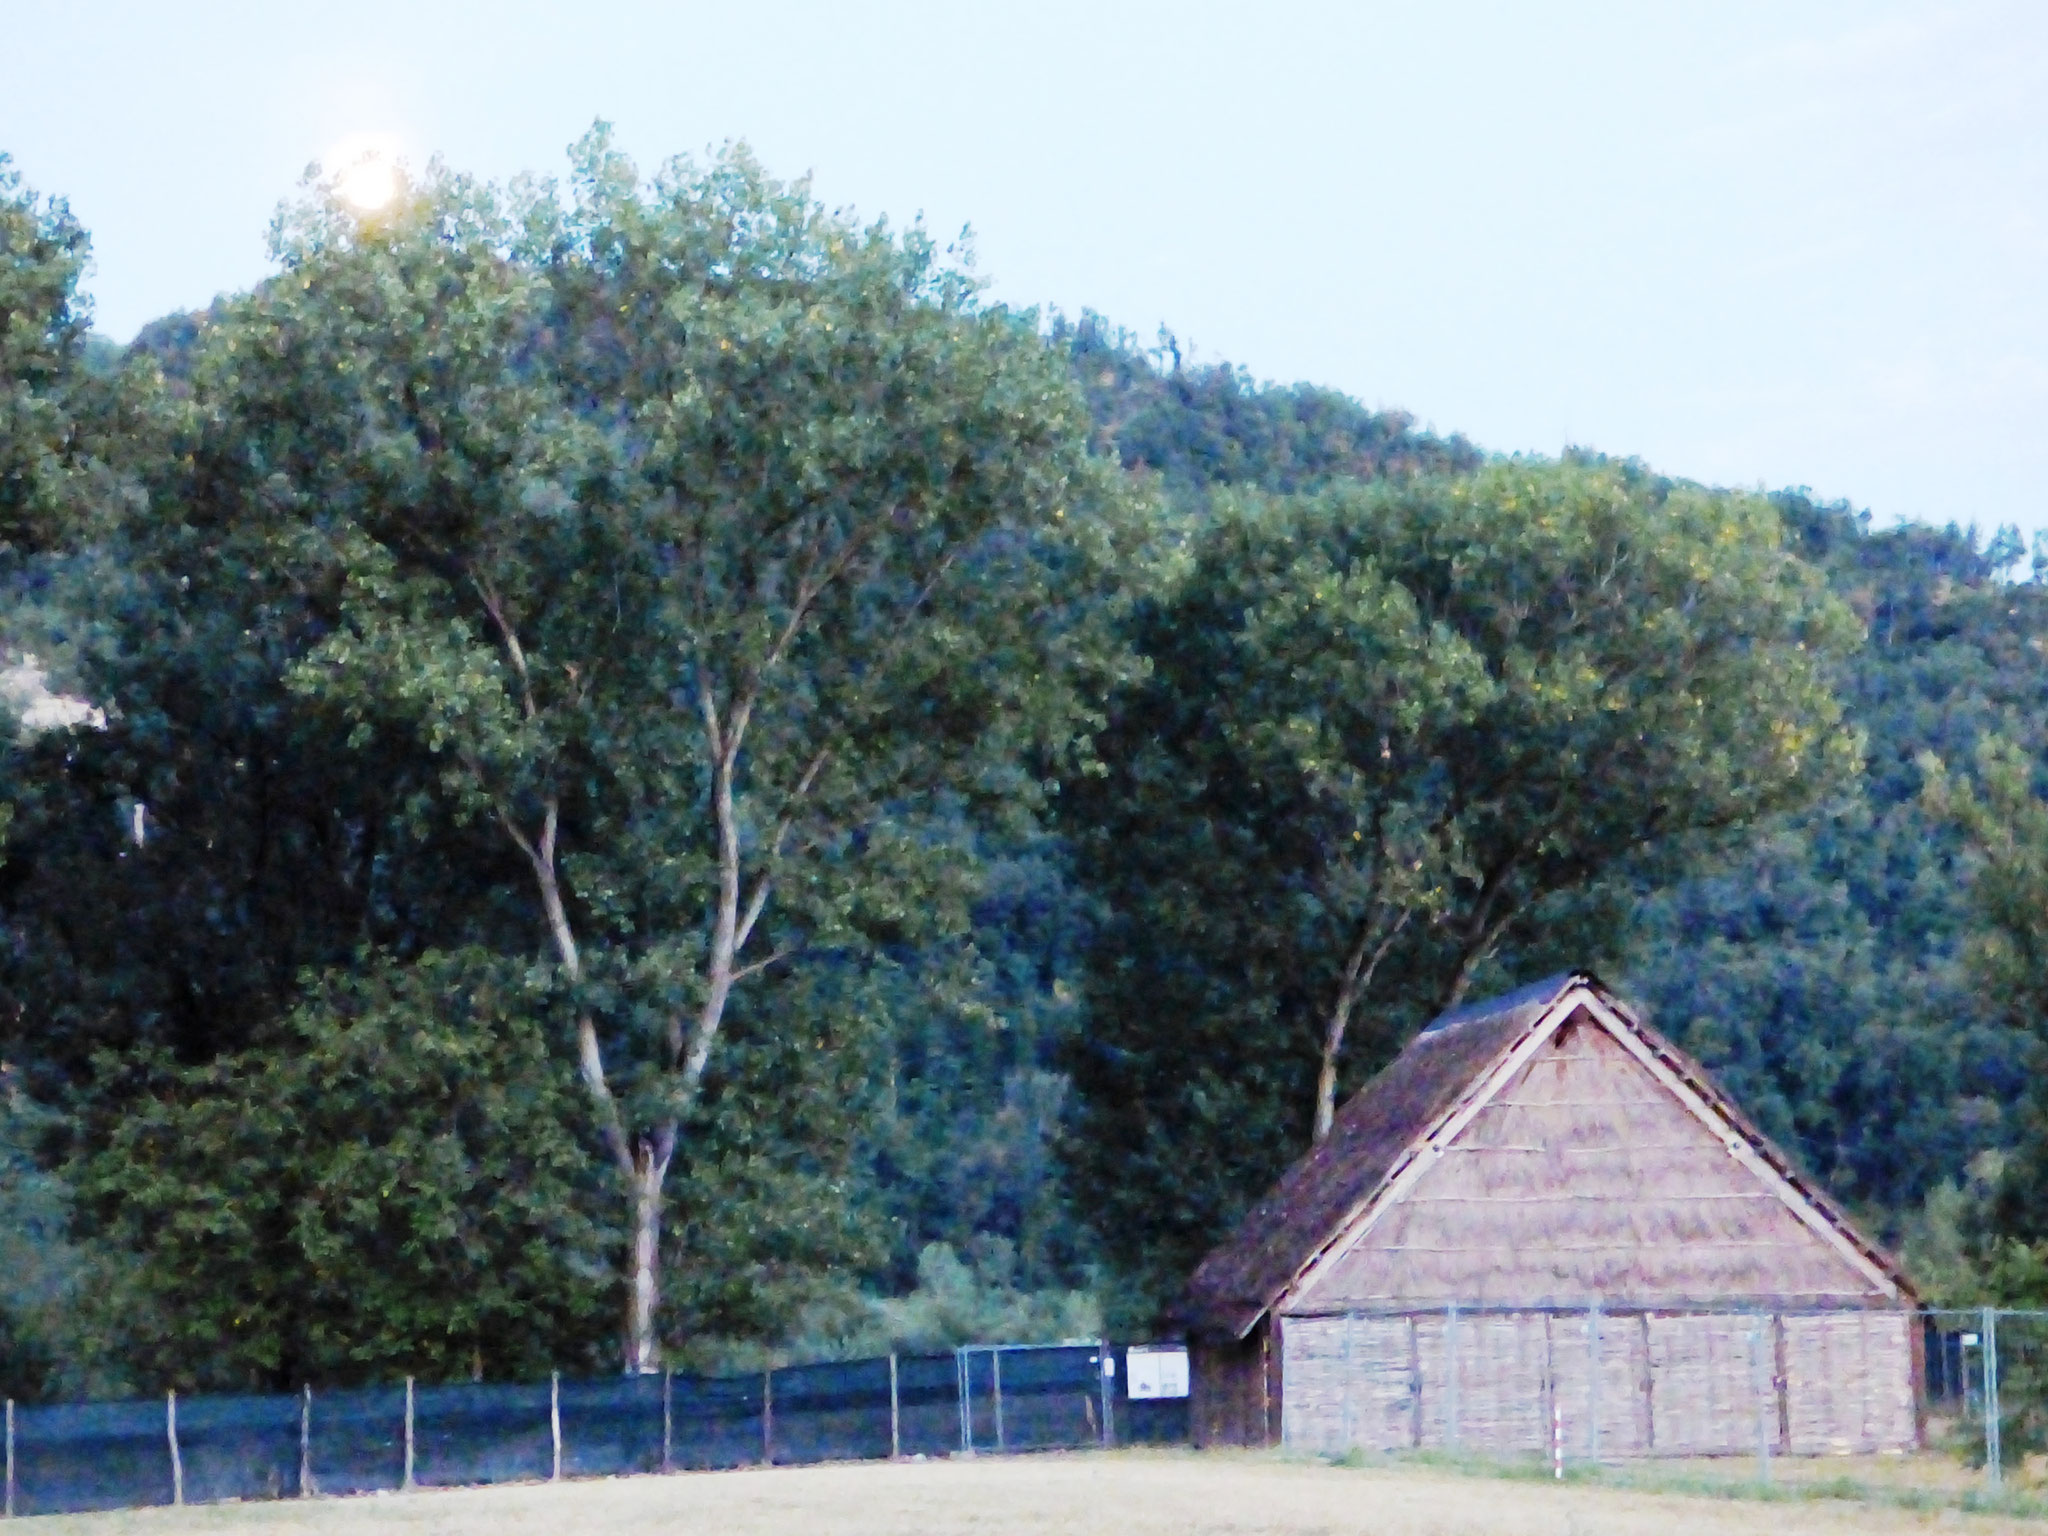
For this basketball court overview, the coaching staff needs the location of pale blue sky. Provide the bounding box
[6,1,2044,533]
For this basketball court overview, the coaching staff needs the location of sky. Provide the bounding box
[5,0,2045,535]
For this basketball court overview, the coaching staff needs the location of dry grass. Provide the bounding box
[13,1449,2048,1536]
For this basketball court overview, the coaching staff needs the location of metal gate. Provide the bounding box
[954,1342,1113,1453]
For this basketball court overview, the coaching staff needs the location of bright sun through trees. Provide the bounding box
[327,132,402,212]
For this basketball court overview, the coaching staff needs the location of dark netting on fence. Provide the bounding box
[767,1357,893,1465]
[306,1385,407,1496]
[413,1380,555,1488]
[960,1345,1108,1452]
[175,1391,302,1505]
[894,1353,963,1457]
[0,1338,1182,1515]
[13,1398,177,1516]
[558,1375,665,1478]
[668,1370,767,1469]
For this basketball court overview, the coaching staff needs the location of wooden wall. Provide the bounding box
[1190,1319,1278,1447]
[1278,1308,1916,1457]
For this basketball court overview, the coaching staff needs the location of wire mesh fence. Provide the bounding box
[0,1340,1189,1518]
[1268,1304,2048,1494]
[1923,1306,2048,1491]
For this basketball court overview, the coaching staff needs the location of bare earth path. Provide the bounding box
[17,1450,2040,1536]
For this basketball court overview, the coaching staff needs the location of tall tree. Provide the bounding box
[234,131,1131,1370]
[1065,458,1863,1313]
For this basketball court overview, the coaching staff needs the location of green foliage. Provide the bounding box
[786,1241,1102,1362]
[0,154,90,556]
[0,1075,90,1401]
[17,125,1142,1371]
[75,950,612,1390]
[1059,314,1481,498]
[1923,734,2048,1031]
[1626,503,2048,1222]
[1064,459,1862,1313]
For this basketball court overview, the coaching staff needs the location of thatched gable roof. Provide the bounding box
[1180,972,1912,1339]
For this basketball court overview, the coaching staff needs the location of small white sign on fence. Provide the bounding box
[1125,1346,1189,1401]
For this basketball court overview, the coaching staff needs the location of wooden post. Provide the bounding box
[6,1397,14,1518]
[1587,1305,1601,1465]
[1750,1319,1771,1486]
[1544,1314,1559,1478]
[299,1386,313,1498]
[550,1372,562,1482]
[1445,1304,1460,1450]
[1638,1312,1656,1453]
[661,1370,673,1474]
[761,1369,773,1466]
[1340,1313,1355,1451]
[888,1353,901,1459]
[402,1377,416,1491]
[167,1390,183,1507]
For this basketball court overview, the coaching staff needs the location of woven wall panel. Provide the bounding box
[1278,1307,1914,1459]
[1784,1311,1915,1454]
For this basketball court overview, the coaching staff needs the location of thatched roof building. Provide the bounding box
[1183,973,1919,1458]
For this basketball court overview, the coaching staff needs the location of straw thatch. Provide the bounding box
[1183,974,1574,1342]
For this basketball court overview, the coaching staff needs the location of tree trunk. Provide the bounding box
[625,1152,666,1374]
[1312,910,1411,1144]
[1312,1047,1344,1147]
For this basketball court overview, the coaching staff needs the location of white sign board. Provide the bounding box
[1125,1345,1189,1400]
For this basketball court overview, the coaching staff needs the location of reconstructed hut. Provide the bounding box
[1181,973,1919,1458]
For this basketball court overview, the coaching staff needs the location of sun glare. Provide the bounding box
[326,132,405,214]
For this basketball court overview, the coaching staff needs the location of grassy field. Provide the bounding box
[13,1449,2048,1536]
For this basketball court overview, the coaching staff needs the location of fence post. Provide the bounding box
[992,1349,1005,1453]
[762,1368,774,1466]
[167,1390,183,1507]
[402,1376,415,1491]
[6,1397,14,1518]
[662,1369,673,1474]
[1984,1306,2002,1490]
[1587,1305,1601,1465]
[956,1350,971,1455]
[1098,1341,1114,1449]
[300,1385,313,1498]
[550,1372,562,1482]
[1445,1304,1460,1451]
[888,1353,901,1459]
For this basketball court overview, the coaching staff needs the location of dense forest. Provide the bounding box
[3,133,2048,1399]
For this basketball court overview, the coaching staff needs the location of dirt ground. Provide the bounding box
[14,1448,2044,1536]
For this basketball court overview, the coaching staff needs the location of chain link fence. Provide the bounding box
[0,1341,1190,1518]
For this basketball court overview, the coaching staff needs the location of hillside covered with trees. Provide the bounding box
[1,134,2045,1397]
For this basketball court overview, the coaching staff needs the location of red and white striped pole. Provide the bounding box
[1551,1400,1563,1480]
